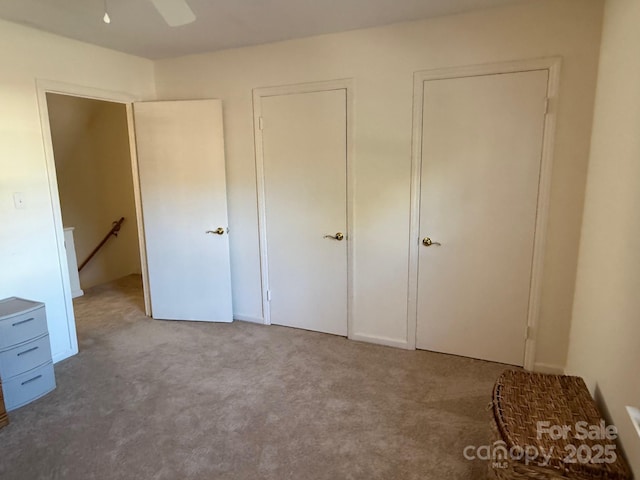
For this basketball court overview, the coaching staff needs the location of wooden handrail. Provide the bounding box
[78,217,125,272]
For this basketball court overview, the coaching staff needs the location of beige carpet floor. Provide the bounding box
[0,275,508,479]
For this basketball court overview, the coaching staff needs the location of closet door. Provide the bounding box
[134,100,233,322]
[259,89,348,336]
[416,70,548,365]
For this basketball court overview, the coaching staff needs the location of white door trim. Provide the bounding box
[35,79,152,362]
[252,79,355,338]
[406,58,562,369]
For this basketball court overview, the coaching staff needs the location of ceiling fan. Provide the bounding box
[103,0,196,27]
[149,0,196,27]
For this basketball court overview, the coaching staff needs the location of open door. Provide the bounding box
[133,100,233,322]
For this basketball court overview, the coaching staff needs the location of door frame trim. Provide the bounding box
[406,58,562,370]
[252,79,355,337]
[36,79,152,362]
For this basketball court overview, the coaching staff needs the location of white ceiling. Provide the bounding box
[0,0,533,59]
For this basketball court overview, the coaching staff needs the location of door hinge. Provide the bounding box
[266,289,272,302]
[525,325,534,340]
[258,116,264,130]
[544,97,551,115]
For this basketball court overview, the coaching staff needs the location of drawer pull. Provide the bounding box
[12,317,35,327]
[17,346,39,356]
[21,374,43,386]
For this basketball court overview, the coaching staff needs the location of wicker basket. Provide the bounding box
[0,382,8,429]
[488,370,630,480]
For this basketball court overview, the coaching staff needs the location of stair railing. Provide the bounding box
[78,217,125,272]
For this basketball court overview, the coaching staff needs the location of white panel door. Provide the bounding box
[416,70,548,365]
[134,100,233,322]
[261,89,347,336]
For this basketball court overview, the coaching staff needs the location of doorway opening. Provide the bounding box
[44,92,148,344]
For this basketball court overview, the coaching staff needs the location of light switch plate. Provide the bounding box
[13,192,25,209]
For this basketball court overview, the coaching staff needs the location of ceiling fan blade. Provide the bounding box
[150,0,196,27]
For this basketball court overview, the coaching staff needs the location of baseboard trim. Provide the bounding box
[533,362,565,374]
[233,314,266,325]
[349,332,410,350]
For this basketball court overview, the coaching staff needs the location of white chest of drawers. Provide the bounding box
[0,297,56,411]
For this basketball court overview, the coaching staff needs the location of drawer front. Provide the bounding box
[0,334,52,380]
[3,362,56,412]
[0,306,48,348]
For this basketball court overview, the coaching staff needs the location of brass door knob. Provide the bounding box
[324,232,345,241]
[422,237,441,247]
[206,227,225,235]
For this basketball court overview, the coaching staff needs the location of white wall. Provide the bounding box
[47,94,141,289]
[566,0,640,474]
[154,0,603,369]
[0,19,155,362]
